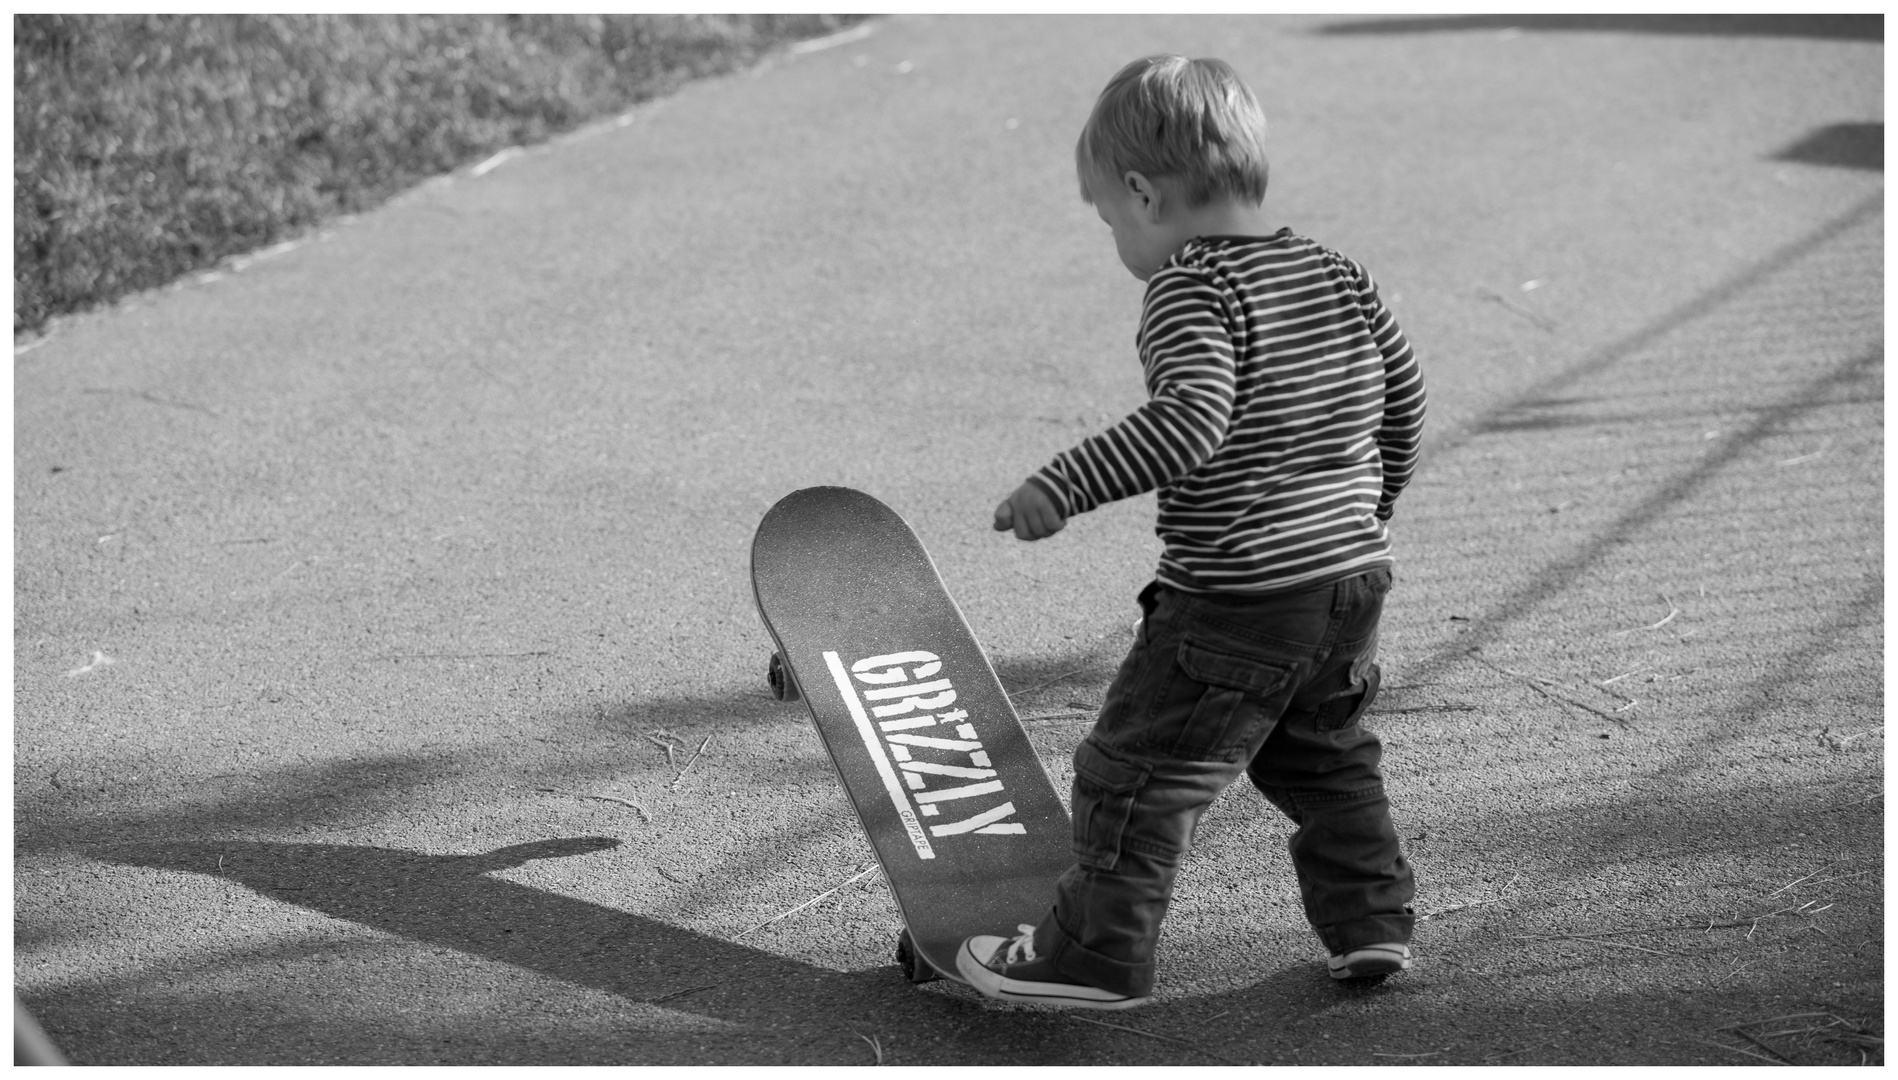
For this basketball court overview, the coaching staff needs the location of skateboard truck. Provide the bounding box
[895,928,940,984]
[767,652,801,702]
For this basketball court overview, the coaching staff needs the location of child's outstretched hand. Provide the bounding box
[993,481,1066,541]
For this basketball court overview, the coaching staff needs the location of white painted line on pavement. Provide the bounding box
[789,23,875,54]
[470,147,523,178]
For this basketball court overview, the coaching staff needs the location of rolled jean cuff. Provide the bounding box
[1319,910,1417,956]
[1041,908,1156,998]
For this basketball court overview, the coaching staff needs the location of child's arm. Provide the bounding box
[1351,266,1426,519]
[997,268,1237,539]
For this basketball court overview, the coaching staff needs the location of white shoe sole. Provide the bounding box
[1328,943,1412,980]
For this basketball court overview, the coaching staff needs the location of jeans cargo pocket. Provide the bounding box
[1170,638,1296,759]
[1071,739,1152,871]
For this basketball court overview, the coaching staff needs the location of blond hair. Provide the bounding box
[1076,55,1270,208]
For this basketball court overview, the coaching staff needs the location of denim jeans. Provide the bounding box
[1029,569,1416,997]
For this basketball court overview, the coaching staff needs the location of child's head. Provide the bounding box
[1075,56,1270,211]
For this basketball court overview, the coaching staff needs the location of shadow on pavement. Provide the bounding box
[1774,122,1884,171]
[14,751,481,860]
[1455,345,1878,659]
[1212,959,1880,1066]
[86,836,901,1012]
[1461,193,1881,445]
[1312,14,1883,42]
[1417,192,1883,680]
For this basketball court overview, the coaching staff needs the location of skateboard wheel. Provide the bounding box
[895,928,939,984]
[767,652,800,702]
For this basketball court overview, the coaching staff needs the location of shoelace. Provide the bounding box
[1002,924,1038,964]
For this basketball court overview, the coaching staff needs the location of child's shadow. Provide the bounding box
[99,836,894,1015]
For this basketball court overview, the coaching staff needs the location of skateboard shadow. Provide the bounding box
[90,835,924,1025]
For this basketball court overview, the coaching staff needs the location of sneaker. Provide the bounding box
[1327,942,1412,980]
[956,925,1150,1010]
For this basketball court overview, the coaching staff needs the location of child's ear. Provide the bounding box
[1123,171,1165,221]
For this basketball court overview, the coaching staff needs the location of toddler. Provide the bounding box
[960,55,1426,1009]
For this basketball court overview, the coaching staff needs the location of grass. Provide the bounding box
[13,14,870,337]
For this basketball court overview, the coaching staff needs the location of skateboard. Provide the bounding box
[750,486,1073,984]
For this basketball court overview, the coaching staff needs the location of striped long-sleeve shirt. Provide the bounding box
[1030,230,1426,595]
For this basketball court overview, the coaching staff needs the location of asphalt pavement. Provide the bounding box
[13,14,1884,1066]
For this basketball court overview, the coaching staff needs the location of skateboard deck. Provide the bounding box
[750,486,1073,984]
